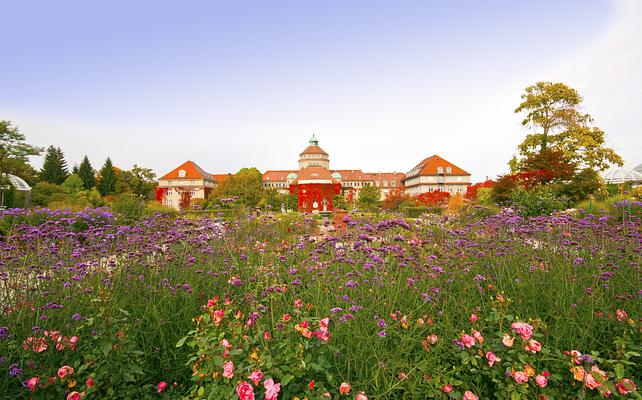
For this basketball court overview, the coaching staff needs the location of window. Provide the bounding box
[437,167,444,174]
[190,180,195,185]
[178,169,186,178]
[383,181,388,187]
[167,180,173,186]
[446,167,452,173]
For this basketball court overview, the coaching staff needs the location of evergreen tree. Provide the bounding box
[97,157,117,196]
[40,146,69,184]
[78,156,96,189]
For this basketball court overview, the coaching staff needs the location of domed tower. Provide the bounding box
[298,134,329,170]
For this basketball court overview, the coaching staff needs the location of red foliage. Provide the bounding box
[155,187,168,203]
[465,180,495,200]
[382,189,412,210]
[416,190,450,207]
[289,183,341,212]
[179,189,192,210]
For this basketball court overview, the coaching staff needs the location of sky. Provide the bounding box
[1,0,641,181]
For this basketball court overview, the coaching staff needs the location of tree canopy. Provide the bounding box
[514,82,622,172]
[97,158,117,196]
[40,146,69,184]
[357,184,381,211]
[0,120,42,184]
[78,156,96,189]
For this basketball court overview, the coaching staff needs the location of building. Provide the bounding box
[402,155,471,196]
[156,160,230,209]
[157,136,469,210]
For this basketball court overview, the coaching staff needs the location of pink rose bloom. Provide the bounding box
[264,378,281,400]
[585,366,607,390]
[429,334,438,344]
[472,330,484,344]
[513,371,529,384]
[67,391,82,400]
[57,365,74,379]
[524,339,542,353]
[157,381,168,393]
[249,370,262,385]
[463,390,479,400]
[502,334,514,347]
[86,377,95,388]
[282,313,291,321]
[68,336,78,350]
[355,391,368,400]
[263,331,271,340]
[223,361,235,379]
[339,382,351,394]
[221,338,231,348]
[485,351,501,367]
[461,334,476,348]
[319,317,330,332]
[25,377,39,391]
[442,384,453,393]
[535,374,548,388]
[616,309,628,321]
[207,298,215,307]
[294,299,303,307]
[469,313,478,322]
[511,322,533,340]
[236,381,255,400]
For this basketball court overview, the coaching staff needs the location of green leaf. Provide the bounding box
[511,391,521,400]
[281,374,294,387]
[176,336,187,347]
[614,363,624,379]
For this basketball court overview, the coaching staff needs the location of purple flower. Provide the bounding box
[377,330,387,337]
[8,364,22,377]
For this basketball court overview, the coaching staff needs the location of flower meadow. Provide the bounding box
[0,208,640,399]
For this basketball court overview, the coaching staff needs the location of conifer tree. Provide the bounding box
[97,157,117,196]
[40,146,69,184]
[78,155,96,189]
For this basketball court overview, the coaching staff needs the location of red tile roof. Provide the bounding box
[406,155,470,178]
[332,170,375,181]
[209,173,233,183]
[262,170,297,181]
[294,166,337,183]
[299,145,328,156]
[160,161,211,180]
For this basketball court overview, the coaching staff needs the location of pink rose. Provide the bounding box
[524,339,542,353]
[469,313,478,322]
[511,322,533,340]
[236,381,255,400]
[67,391,82,400]
[355,391,368,400]
[472,330,484,344]
[339,382,351,394]
[223,361,234,379]
[86,377,94,388]
[442,384,453,393]
[157,381,168,393]
[25,377,39,392]
[463,390,479,400]
[57,365,74,379]
[319,317,330,332]
[264,378,280,400]
[513,371,529,384]
[535,374,548,388]
[249,370,262,385]
[263,331,271,340]
[485,351,501,367]
[461,334,476,348]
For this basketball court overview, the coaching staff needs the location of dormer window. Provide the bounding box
[178,169,186,178]
[446,167,452,173]
[437,167,444,174]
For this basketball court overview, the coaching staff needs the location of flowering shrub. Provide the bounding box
[179,296,341,399]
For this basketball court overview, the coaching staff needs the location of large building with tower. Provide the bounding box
[156,135,471,211]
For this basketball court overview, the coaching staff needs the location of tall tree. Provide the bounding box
[77,156,96,189]
[357,184,381,211]
[40,146,69,184]
[514,82,622,171]
[97,157,117,196]
[0,120,43,184]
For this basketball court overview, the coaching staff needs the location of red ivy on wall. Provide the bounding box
[416,190,450,206]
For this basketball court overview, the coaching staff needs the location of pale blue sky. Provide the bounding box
[2,0,640,180]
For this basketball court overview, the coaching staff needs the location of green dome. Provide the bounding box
[287,172,298,180]
[331,172,342,179]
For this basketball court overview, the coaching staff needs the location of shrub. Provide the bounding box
[509,187,569,217]
[111,193,145,223]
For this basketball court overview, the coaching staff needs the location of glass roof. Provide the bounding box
[1,173,32,191]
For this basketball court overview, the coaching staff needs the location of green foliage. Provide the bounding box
[356,184,381,211]
[514,82,622,171]
[31,182,68,206]
[211,168,264,207]
[332,193,348,210]
[97,158,117,196]
[78,155,96,189]
[111,193,145,223]
[508,187,569,217]
[1,184,18,208]
[62,173,85,194]
[0,120,43,180]
[557,168,603,202]
[40,145,69,184]
[401,205,442,218]
[476,187,494,205]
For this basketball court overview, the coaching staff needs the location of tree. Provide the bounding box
[97,158,117,196]
[416,190,450,207]
[40,146,69,184]
[129,164,157,198]
[0,120,43,187]
[356,184,381,211]
[514,82,622,171]
[382,188,412,210]
[62,173,85,194]
[78,156,96,189]
[211,168,263,207]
